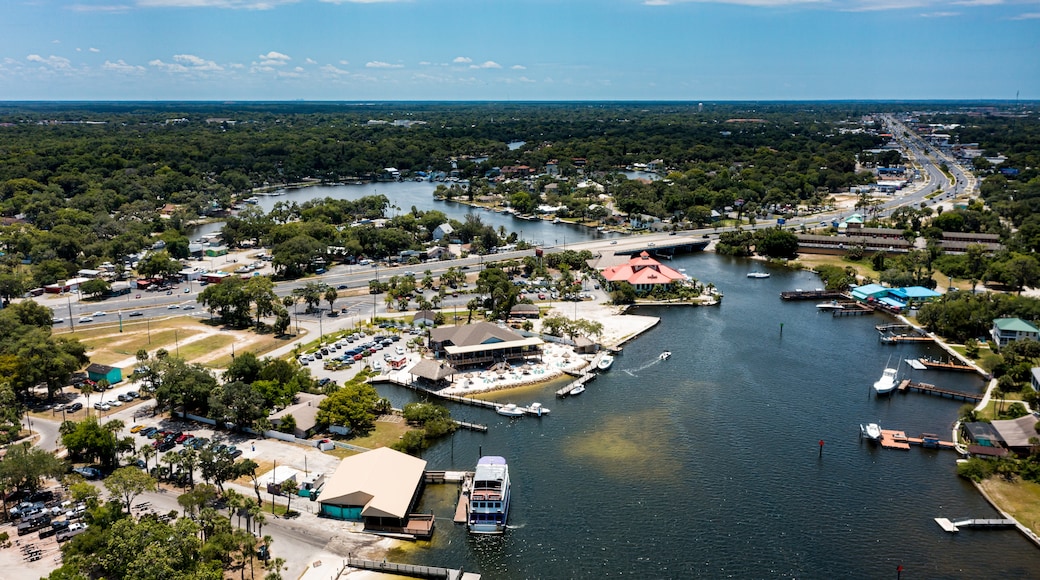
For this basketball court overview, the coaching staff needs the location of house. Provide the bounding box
[432,223,454,242]
[318,447,433,539]
[973,415,1040,456]
[429,321,543,368]
[268,393,325,438]
[991,318,1040,349]
[850,283,889,302]
[509,303,540,319]
[86,363,122,386]
[600,252,686,295]
[545,160,559,176]
[426,246,454,261]
[412,310,438,327]
[1031,367,1040,392]
[204,246,228,258]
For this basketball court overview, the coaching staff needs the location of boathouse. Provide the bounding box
[600,251,685,295]
[318,447,434,539]
[991,318,1040,349]
[429,322,543,369]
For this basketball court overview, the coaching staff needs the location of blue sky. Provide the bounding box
[2,0,1038,101]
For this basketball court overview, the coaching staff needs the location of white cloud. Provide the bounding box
[952,0,1004,5]
[470,61,502,69]
[320,0,407,4]
[52,40,61,44]
[919,10,959,16]
[305,58,317,65]
[1011,11,1040,18]
[174,54,224,71]
[321,64,350,75]
[453,56,472,64]
[511,64,526,70]
[366,61,403,68]
[339,59,350,65]
[103,59,145,73]
[149,59,189,73]
[27,54,73,70]
[137,0,298,9]
[259,51,291,62]
[89,47,101,53]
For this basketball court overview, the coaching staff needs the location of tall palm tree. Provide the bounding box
[141,445,156,472]
[225,488,244,526]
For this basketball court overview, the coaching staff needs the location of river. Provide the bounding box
[366,254,1040,578]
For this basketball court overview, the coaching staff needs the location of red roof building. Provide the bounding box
[601,252,686,294]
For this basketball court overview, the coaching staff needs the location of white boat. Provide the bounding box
[525,402,550,416]
[553,217,561,224]
[468,456,511,534]
[496,403,525,417]
[816,300,844,310]
[747,272,770,279]
[659,351,672,360]
[597,355,615,371]
[860,422,882,442]
[873,367,899,396]
[570,384,586,395]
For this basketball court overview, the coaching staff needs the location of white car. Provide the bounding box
[108,399,124,407]
[167,304,180,309]
[93,311,106,317]
[78,317,93,323]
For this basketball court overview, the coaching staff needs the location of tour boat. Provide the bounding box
[659,351,672,360]
[816,300,844,311]
[468,456,511,534]
[860,422,883,442]
[496,403,525,417]
[597,355,615,371]
[873,367,899,396]
[570,384,586,395]
[747,272,770,279]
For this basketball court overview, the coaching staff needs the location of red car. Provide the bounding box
[176,433,193,444]
[353,353,363,361]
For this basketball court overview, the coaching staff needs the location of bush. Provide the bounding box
[957,457,995,482]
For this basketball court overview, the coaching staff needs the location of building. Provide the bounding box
[86,363,122,386]
[412,310,438,327]
[429,321,543,368]
[509,303,540,320]
[991,318,1040,348]
[268,393,325,438]
[600,252,685,295]
[1031,367,1040,392]
[318,447,433,539]
[431,223,454,241]
[964,415,1040,456]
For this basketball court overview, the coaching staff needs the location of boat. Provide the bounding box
[659,351,672,360]
[525,402,550,416]
[570,384,586,395]
[553,217,561,224]
[468,456,511,534]
[816,300,844,311]
[747,272,770,279]
[860,422,882,442]
[873,367,899,396]
[597,354,615,371]
[496,404,525,417]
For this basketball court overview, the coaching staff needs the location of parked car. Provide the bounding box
[140,427,158,437]
[130,424,145,433]
[73,467,102,480]
[66,402,83,412]
[167,304,179,309]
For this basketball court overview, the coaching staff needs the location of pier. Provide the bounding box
[371,375,548,419]
[337,556,479,580]
[918,358,977,373]
[556,372,597,397]
[897,379,983,402]
[453,472,474,524]
[880,333,934,344]
[780,290,846,301]
[832,302,874,316]
[877,429,957,451]
[934,518,1017,533]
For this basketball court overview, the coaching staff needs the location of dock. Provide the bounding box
[897,379,983,402]
[934,518,1017,533]
[780,290,846,301]
[878,429,957,451]
[453,420,488,432]
[832,302,874,316]
[371,375,549,418]
[876,323,914,332]
[881,333,934,344]
[338,556,479,580]
[452,472,474,524]
[556,372,596,397]
[918,358,977,373]
[904,358,927,370]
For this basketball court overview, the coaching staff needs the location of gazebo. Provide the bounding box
[407,359,458,387]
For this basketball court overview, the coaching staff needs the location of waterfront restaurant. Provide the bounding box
[429,321,543,369]
[317,447,434,539]
[600,251,686,295]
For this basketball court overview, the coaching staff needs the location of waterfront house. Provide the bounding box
[268,393,325,438]
[600,251,685,295]
[990,317,1040,349]
[968,415,1040,456]
[432,223,454,241]
[429,321,543,369]
[86,363,122,386]
[318,447,433,539]
[1031,367,1040,392]
[407,359,458,388]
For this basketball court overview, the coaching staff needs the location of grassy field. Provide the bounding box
[979,478,1040,536]
[323,419,413,459]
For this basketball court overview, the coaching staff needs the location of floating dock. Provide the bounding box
[878,429,956,451]
[897,379,983,402]
[934,518,1016,533]
[453,472,474,524]
[905,358,927,370]
[780,290,846,301]
[556,372,596,397]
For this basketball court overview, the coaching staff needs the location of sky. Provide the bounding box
[1,0,1038,101]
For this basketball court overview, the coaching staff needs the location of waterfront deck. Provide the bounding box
[878,429,956,451]
[371,374,547,419]
[897,379,982,402]
[832,302,874,316]
[780,290,846,301]
[338,556,479,580]
[934,518,1017,533]
[556,372,596,397]
[881,333,934,344]
[918,358,977,373]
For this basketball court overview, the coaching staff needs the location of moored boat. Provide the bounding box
[873,367,899,396]
[860,422,882,442]
[468,456,510,534]
[496,403,525,417]
[747,272,770,279]
[525,402,550,416]
[816,300,844,310]
[597,355,614,371]
[570,384,586,395]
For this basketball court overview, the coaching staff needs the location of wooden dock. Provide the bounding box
[880,333,934,344]
[934,518,1017,533]
[339,556,479,580]
[878,429,956,451]
[877,323,913,332]
[879,429,911,450]
[556,372,596,397]
[453,472,474,524]
[918,358,976,373]
[832,302,874,316]
[453,420,488,432]
[780,290,846,301]
[371,375,548,420]
[897,379,982,402]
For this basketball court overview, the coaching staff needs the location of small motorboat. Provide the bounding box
[496,404,525,417]
[659,351,672,360]
[816,300,844,311]
[597,355,615,371]
[860,423,882,442]
[570,384,586,395]
[526,402,550,416]
[747,272,770,279]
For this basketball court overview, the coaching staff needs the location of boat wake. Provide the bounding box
[621,355,667,376]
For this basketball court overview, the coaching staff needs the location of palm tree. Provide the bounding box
[225,488,245,526]
[248,502,264,535]
[141,445,156,472]
[280,479,299,515]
